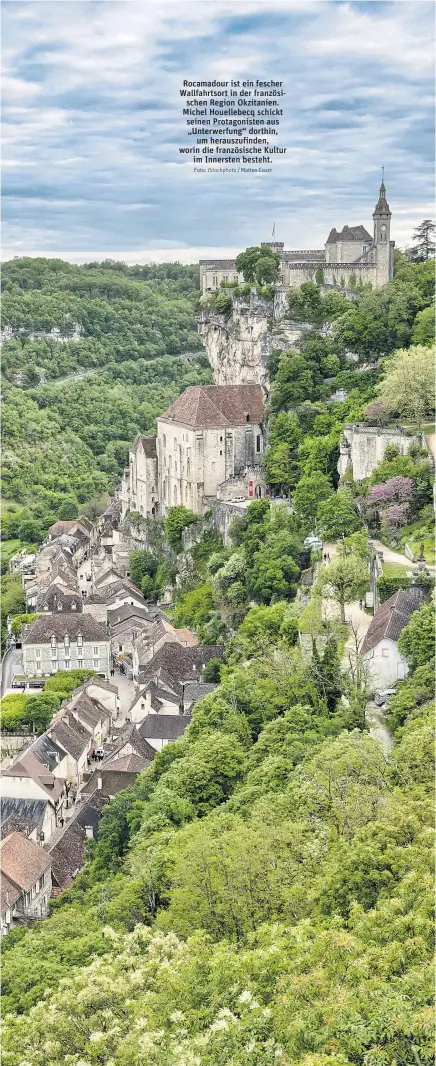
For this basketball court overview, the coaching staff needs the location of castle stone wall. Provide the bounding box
[338,424,423,482]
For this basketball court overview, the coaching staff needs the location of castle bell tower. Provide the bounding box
[373,171,393,285]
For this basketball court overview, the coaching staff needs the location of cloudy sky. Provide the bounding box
[2,0,434,262]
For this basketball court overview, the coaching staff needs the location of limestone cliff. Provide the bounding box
[198,290,327,390]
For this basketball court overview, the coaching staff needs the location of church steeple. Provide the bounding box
[373,170,391,250]
[373,168,391,218]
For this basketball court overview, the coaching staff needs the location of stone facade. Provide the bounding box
[120,435,159,521]
[338,424,423,482]
[157,385,265,516]
[121,385,267,520]
[22,615,111,679]
[199,180,394,294]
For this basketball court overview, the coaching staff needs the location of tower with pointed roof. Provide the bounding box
[373,172,393,287]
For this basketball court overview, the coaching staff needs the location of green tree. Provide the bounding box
[129,549,157,588]
[57,497,79,520]
[293,471,333,529]
[235,245,280,284]
[412,305,435,345]
[376,344,435,425]
[23,693,61,731]
[398,601,435,670]
[264,413,302,492]
[314,554,369,623]
[44,669,95,697]
[164,506,197,551]
[410,218,435,261]
[317,490,361,539]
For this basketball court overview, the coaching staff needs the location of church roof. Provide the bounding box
[326,225,372,244]
[159,385,264,429]
[131,435,157,459]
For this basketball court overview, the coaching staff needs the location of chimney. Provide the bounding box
[85,825,94,839]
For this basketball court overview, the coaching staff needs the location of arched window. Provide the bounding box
[245,413,250,423]
[174,485,178,504]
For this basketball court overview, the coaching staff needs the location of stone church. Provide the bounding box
[120,384,266,520]
[200,179,394,293]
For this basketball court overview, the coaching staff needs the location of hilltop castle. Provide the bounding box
[200,179,394,293]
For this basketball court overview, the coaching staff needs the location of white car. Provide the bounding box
[374,689,396,707]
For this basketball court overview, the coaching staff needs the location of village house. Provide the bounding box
[131,617,199,681]
[46,709,94,787]
[82,723,155,797]
[1,754,65,838]
[0,798,55,845]
[107,603,163,662]
[35,584,83,613]
[138,713,192,751]
[137,640,225,688]
[120,435,158,520]
[0,832,52,935]
[47,790,109,896]
[21,614,111,679]
[362,586,429,690]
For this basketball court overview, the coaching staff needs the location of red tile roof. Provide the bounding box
[1,832,51,893]
[159,384,264,429]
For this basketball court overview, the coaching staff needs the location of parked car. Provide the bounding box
[374,689,396,707]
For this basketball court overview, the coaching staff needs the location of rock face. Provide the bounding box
[197,290,326,390]
[197,294,273,390]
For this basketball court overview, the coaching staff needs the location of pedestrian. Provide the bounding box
[323,553,327,562]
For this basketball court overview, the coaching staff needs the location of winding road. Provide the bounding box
[1,648,23,698]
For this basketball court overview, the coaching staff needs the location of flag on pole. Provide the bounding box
[272,223,275,239]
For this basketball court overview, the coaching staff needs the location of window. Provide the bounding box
[51,635,56,648]
[256,434,261,453]
[64,661,71,670]
[220,450,222,456]
[64,635,69,648]
[212,275,218,286]
[223,274,228,282]
[220,436,223,442]
[35,649,41,660]
[51,648,58,660]
[163,434,166,447]
[119,644,123,652]
[93,647,99,656]
[77,634,83,647]
[51,664,57,674]
[57,604,62,611]
[381,648,389,658]
[245,413,250,423]
[78,660,83,669]
[173,485,178,504]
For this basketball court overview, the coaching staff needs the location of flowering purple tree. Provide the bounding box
[383,502,409,534]
[364,401,389,426]
[369,476,414,507]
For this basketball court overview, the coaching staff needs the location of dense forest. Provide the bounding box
[1,250,435,1065]
[1,258,211,551]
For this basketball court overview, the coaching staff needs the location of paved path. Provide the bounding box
[365,701,393,756]
[1,648,23,698]
[112,670,138,725]
[371,539,435,572]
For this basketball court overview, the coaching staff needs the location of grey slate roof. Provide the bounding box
[132,434,157,459]
[0,798,48,836]
[22,613,109,645]
[139,643,224,686]
[326,224,373,244]
[28,733,66,772]
[105,723,156,763]
[138,714,192,743]
[362,587,429,655]
[2,755,64,802]
[48,714,91,761]
[182,681,217,708]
